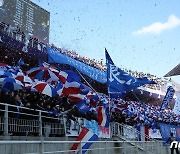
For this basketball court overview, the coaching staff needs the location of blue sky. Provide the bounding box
[31,0,180,82]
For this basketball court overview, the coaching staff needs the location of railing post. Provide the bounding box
[142,141,145,154]
[116,123,118,136]
[117,123,120,136]
[136,142,139,154]
[4,104,8,136]
[63,115,67,135]
[123,141,126,154]
[155,141,158,154]
[158,141,162,154]
[39,110,42,137]
[153,141,155,154]
[111,123,115,137]
[106,141,108,154]
[79,141,82,154]
[40,139,44,154]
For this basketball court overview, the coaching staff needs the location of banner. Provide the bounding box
[173,93,180,115]
[84,119,110,138]
[46,46,107,83]
[64,117,110,138]
[160,86,175,110]
[159,123,180,143]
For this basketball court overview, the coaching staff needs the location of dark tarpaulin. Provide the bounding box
[164,63,180,77]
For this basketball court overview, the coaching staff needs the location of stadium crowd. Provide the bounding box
[0,21,179,136]
[0,86,179,131]
[0,21,170,91]
[50,44,170,91]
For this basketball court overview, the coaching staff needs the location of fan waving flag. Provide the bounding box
[105,49,156,96]
[70,127,98,154]
[68,89,90,102]
[56,70,84,96]
[58,71,68,84]
[62,70,82,95]
[76,100,90,113]
[63,77,82,95]
[97,105,110,128]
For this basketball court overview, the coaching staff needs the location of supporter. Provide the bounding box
[1,91,15,105]
[0,22,180,137]
[0,77,179,131]
[1,21,170,91]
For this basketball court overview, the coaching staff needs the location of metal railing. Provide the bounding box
[111,122,157,141]
[0,102,170,154]
[0,102,159,140]
[0,102,65,137]
[0,140,167,154]
[110,122,163,154]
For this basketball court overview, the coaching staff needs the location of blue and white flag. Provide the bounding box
[160,86,175,110]
[105,49,156,96]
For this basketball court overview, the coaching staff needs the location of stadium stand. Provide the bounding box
[0,21,178,154]
[0,22,179,126]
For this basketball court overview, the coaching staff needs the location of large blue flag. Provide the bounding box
[160,86,175,110]
[105,49,156,96]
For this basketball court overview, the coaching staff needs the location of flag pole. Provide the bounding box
[105,48,112,131]
[46,47,97,93]
[75,68,97,93]
[132,91,142,103]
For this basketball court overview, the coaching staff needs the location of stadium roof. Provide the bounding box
[164,63,180,77]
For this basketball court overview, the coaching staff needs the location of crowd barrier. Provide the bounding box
[0,103,65,137]
[0,102,171,153]
[0,102,161,140]
[0,140,168,154]
[111,122,153,141]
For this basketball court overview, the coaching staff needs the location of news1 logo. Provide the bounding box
[170,141,180,149]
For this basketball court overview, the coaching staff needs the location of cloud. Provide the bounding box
[132,15,180,35]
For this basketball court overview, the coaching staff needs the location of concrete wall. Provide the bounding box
[0,136,171,154]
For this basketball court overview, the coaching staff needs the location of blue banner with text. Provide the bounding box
[47,46,107,83]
